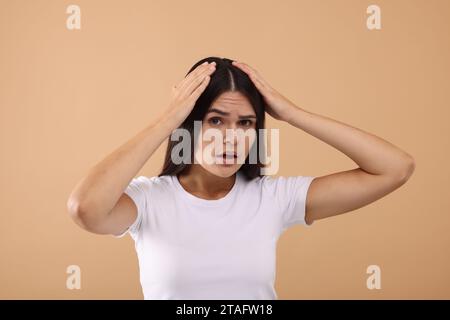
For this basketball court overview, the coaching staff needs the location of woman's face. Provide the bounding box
[194,91,257,178]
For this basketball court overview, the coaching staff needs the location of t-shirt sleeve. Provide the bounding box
[263,175,316,233]
[113,176,150,239]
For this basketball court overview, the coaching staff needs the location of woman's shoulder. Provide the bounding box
[128,174,175,193]
[244,173,315,193]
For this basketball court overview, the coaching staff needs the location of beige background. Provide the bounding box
[1,0,449,299]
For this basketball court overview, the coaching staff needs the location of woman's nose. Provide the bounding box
[223,127,238,144]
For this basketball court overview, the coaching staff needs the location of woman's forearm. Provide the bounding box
[67,112,177,219]
[285,106,415,179]
[67,61,216,232]
[230,61,414,179]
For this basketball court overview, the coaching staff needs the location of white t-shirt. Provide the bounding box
[115,170,316,300]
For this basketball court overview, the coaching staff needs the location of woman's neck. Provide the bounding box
[177,165,236,200]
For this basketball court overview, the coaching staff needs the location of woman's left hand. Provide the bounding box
[232,60,297,122]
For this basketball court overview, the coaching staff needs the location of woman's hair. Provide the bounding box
[158,56,267,181]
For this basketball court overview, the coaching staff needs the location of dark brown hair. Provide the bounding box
[158,56,267,181]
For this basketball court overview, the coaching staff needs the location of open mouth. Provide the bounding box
[222,151,237,159]
[215,151,237,164]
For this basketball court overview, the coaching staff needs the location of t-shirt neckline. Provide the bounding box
[172,171,241,207]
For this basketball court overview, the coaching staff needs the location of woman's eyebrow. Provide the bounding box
[206,108,256,119]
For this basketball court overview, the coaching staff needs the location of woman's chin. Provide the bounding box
[203,163,240,177]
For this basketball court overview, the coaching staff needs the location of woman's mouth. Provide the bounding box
[215,152,237,165]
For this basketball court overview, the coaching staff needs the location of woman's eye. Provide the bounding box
[208,117,222,125]
[240,120,253,126]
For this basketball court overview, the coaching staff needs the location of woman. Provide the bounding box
[67,57,415,299]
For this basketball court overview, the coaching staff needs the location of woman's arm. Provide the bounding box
[232,60,415,225]
[67,116,175,235]
[284,107,415,225]
[67,61,217,235]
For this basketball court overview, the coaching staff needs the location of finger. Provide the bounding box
[233,61,270,88]
[189,75,211,102]
[250,73,266,92]
[182,63,216,97]
[232,61,267,92]
[233,61,263,82]
[176,61,209,91]
[232,61,255,75]
[177,61,212,92]
[233,61,259,75]
[250,74,268,98]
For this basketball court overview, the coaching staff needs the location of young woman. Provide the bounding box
[67,57,415,300]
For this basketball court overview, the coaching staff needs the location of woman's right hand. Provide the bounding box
[165,61,217,128]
